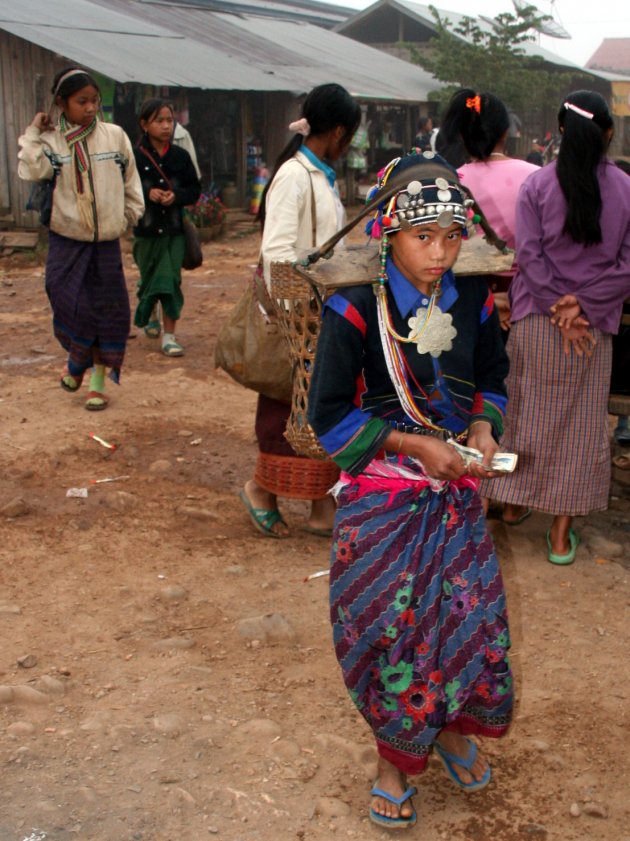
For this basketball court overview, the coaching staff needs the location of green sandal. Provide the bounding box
[239,489,288,538]
[60,366,84,392]
[162,340,184,357]
[144,320,161,339]
[546,528,579,565]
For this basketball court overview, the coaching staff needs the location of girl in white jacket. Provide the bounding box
[240,83,360,538]
[18,66,144,410]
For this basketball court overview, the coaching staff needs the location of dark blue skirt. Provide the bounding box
[46,231,130,382]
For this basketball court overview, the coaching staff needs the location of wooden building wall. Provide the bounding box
[0,32,66,226]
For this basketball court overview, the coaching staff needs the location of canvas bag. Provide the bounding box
[214,263,294,402]
[138,144,203,270]
[214,160,316,402]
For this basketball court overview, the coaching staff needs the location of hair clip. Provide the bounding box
[563,102,593,120]
[465,95,481,114]
[288,117,311,136]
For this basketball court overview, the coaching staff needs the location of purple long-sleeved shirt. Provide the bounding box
[510,159,630,334]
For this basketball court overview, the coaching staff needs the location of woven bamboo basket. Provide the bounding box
[270,260,328,460]
[270,238,516,460]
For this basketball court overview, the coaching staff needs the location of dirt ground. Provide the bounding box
[1,221,629,841]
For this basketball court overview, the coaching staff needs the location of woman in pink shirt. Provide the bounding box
[437,89,539,331]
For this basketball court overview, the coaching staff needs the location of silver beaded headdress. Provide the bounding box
[365,151,472,238]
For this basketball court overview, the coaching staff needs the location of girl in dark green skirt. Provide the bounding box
[133,99,200,356]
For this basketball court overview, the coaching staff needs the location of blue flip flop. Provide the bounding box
[369,784,417,830]
[434,738,491,792]
[546,528,579,565]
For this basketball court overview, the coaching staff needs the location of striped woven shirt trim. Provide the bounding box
[325,294,367,337]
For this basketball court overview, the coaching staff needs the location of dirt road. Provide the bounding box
[1,226,629,841]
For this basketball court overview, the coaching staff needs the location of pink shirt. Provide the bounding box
[458,158,540,275]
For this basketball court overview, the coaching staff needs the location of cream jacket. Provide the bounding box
[18,121,144,242]
[262,149,345,290]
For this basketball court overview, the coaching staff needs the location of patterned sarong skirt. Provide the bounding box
[479,314,611,515]
[330,455,513,774]
[46,231,130,382]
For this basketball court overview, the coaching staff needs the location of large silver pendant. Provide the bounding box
[407,305,457,357]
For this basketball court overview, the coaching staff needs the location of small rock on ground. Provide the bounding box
[237,613,296,643]
[1,497,29,518]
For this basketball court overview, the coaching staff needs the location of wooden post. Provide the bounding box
[236,92,247,208]
[0,37,10,214]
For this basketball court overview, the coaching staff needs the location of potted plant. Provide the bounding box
[187,193,227,241]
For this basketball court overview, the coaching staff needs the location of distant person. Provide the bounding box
[414,115,433,151]
[482,91,630,562]
[173,120,201,180]
[17,66,144,411]
[133,98,201,357]
[429,123,439,152]
[506,107,521,156]
[525,150,544,166]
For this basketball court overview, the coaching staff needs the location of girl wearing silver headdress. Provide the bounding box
[308,151,513,829]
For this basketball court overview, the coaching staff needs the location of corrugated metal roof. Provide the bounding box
[0,0,441,99]
[135,0,353,27]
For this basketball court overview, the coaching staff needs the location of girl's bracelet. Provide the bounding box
[468,419,491,433]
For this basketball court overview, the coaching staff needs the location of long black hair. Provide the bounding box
[51,67,101,101]
[556,90,613,245]
[437,88,509,165]
[257,83,361,227]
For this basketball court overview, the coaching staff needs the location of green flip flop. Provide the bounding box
[144,320,161,338]
[546,528,579,565]
[239,489,288,538]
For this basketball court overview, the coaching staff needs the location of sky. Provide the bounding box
[326,0,630,68]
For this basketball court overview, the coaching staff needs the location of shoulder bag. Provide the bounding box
[214,161,316,402]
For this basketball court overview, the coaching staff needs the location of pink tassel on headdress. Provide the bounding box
[371,219,382,239]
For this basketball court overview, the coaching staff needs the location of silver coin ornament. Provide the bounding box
[423,151,435,160]
[407,304,457,357]
[437,209,454,228]
[435,177,450,191]
[407,180,422,195]
[397,193,410,209]
[437,189,452,202]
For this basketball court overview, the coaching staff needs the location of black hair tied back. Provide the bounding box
[556,90,613,245]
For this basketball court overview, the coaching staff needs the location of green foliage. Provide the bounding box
[408,4,581,114]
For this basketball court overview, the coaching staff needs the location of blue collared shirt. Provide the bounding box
[386,256,458,316]
[300,144,337,188]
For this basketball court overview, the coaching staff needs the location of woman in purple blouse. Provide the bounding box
[481,90,630,564]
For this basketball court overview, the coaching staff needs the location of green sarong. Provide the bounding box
[133,235,185,327]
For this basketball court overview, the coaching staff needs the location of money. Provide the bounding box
[447,440,518,473]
